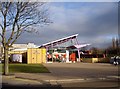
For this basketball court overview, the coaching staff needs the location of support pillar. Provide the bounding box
[77,48,80,62]
[66,50,69,63]
[75,38,81,62]
[51,44,53,62]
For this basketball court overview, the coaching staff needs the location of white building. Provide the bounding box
[10,43,38,51]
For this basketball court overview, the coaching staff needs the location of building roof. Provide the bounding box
[67,44,90,49]
[39,34,78,48]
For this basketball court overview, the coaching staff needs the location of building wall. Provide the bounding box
[27,48,46,64]
[9,50,27,63]
[9,48,46,64]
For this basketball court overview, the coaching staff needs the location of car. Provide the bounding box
[110,56,120,65]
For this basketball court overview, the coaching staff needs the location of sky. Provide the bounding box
[6,2,119,48]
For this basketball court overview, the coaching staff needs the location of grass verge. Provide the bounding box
[0,63,50,73]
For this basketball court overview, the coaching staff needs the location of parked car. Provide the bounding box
[110,56,120,65]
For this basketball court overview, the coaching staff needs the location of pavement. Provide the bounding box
[1,63,120,88]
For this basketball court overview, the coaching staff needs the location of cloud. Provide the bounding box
[16,2,118,48]
[50,0,119,2]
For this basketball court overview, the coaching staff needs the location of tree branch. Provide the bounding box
[7,2,20,45]
[0,24,3,29]
[9,28,23,47]
[0,2,50,47]
[0,3,4,16]
[0,33,2,37]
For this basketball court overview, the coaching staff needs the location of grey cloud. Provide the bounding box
[15,2,118,48]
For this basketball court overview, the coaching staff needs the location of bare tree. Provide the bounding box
[0,1,50,75]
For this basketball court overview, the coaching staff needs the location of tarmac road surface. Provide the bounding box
[2,62,120,89]
[43,62,119,79]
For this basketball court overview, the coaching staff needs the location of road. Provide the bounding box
[2,62,120,88]
[43,63,120,88]
[43,63,119,79]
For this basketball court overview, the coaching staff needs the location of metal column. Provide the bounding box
[66,50,69,63]
[75,38,81,62]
